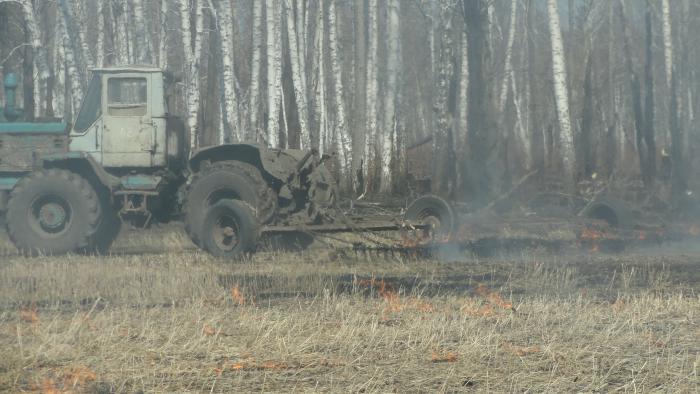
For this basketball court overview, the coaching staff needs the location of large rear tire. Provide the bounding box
[184,161,276,247]
[6,169,100,255]
[201,199,259,259]
[85,195,122,254]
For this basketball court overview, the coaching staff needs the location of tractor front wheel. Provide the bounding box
[6,169,101,255]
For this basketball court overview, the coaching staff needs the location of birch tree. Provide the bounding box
[95,0,105,67]
[328,0,351,180]
[661,0,673,89]
[547,0,575,183]
[57,11,82,120]
[115,0,130,64]
[284,0,310,149]
[432,1,454,195]
[456,30,469,188]
[132,0,152,64]
[498,0,518,115]
[52,19,66,118]
[380,0,400,192]
[265,0,282,148]
[18,0,47,79]
[249,0,263,142]
[212,0,238,143]
[313,0,329,156]
[71,0,93,70]
[180,0,205,153]
[362,0,379,195]
[159,0,168,68]
[353,0,367,191]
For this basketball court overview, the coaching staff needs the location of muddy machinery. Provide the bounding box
[0,66,452,257]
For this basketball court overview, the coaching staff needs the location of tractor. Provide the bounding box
[0,66,453,257]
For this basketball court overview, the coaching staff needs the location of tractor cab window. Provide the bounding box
[73,76,102,132]
[107,77,147,116]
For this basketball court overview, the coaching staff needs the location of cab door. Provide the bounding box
[101,74,156,167]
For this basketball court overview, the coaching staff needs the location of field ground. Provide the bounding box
[0,225,698,392]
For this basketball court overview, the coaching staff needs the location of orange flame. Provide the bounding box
[500,341,541,356]
[230,360,290,371]
[431,351,458,363]
[580,228,605,240]
[689,224,700,237]
[461,301,496,317]
[475,284,514,310]
[354,278,434,313]
[38,378,61,394]
[63,366,97,388]
[230,286,246,306]
[202,324,217,336]
[612,298,626,312]
[20,308,39,326]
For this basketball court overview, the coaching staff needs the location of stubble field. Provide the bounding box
[0,225,698,393]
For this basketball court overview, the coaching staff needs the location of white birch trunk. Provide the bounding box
[511,71,530,169]
[116,0,130,64]
[72,0,93,69]
[661,0,673,89]
[295,0,308,96]
[457,30,469,156]
[380,0,400,193]
[32,60,40,117]
[328,0,351,179]
[96,0,105,67]
[19,0,48,80]
[215,0,239,143]
[498,0,518,115]
[159,0,168,68]
[315,0,327,155]
[285,0,311,149]
[58,13,82,120]
[362,0,379,195]
[266,0,282,148]
[249,0,263,142]
[133,0,152,64]
[180,0,204,153]
[547,0,575,180]
[53,20,66,118]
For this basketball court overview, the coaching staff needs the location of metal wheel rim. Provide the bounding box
[212,214,240,252]
[417,209,443,236]
[28,194,72,237]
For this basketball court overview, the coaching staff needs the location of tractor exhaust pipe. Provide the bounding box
[3,72,23,122]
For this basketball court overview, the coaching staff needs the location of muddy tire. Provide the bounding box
[581,196,634,230]
[184,161,276,247]
[84,195,121,254]
[405,195,456,239]
[6,169,100,255]
[201,199,259,258]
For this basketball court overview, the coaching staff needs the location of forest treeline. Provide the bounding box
[0,0,697,205]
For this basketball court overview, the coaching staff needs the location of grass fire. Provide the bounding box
[0,224,697,392]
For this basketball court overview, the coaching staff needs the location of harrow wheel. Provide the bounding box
[404,195,456,242]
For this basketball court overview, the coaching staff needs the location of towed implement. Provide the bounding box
[0,66,453,257]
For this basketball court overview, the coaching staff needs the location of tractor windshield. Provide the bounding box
[73,76,102,133]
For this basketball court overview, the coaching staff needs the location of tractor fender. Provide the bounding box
[40,152,119,191]
[189,143,308,184]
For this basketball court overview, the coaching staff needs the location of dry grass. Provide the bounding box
[0,226,698,392]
